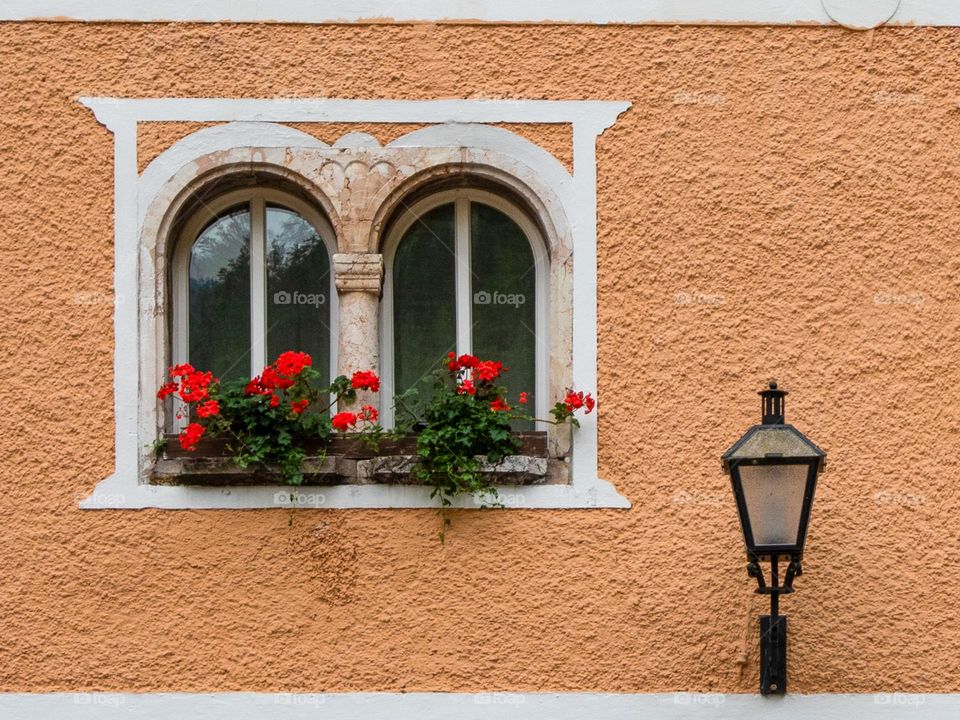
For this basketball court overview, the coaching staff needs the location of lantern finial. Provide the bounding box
[759,381,787,425]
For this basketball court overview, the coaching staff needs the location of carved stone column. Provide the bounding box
[333,252,384,409]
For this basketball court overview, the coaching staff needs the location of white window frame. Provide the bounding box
[380,188,549,427]
[170,187,338,425]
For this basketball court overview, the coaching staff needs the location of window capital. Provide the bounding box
[333,252,384,294]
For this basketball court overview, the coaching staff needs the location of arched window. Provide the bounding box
[382,189,548,426]
[171,188,337,400]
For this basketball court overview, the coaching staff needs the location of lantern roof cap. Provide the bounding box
[721,382,827,473]
[722,424,826,473]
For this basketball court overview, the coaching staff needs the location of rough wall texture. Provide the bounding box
[0,22,958,693]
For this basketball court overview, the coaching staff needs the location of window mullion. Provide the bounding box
[249,196,267,374]
[454,197,472,355]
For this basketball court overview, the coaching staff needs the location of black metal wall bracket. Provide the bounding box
[760,615,787,695]
[745,553,802,695]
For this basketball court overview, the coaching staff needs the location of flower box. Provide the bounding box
[150,431,552,486]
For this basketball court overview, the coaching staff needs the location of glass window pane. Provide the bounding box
[470,202,537,425]
[393,203,457,414]
[266,205,331,383]
[189,206,251,382]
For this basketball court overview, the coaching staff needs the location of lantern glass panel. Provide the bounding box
[739,463,808,547]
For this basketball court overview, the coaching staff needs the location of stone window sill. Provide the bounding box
[151,431,567,487]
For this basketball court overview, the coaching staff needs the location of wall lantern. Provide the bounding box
[721,382,826,696]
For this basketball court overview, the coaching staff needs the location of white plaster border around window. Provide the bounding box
[78,96,631,510]
[1,0,957,29]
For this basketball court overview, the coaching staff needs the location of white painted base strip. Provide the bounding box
[0,0,957,27]
[0,692,952,719]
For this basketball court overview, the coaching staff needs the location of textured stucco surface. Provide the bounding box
[0,22,959,693]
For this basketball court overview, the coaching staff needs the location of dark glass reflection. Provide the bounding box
[266,205,331,383]
[393,204,456,419]
[470,202,536,427]
[189,206,251,381]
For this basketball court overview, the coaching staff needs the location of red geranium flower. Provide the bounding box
[564,390,585,412]
[157,382,178,400]
[269,394,280,408]
[196,399,220,418]
[246,366,294,394]
[179,387,208,403]
[173,368,215,403]
[275,350,312,377]
[475,360,503,383]
[490,397,511,412]
[563,390,595,414]
[358,404,379,423]
[351,370,380,393]
[163,364,217,402]
[169,363,195,377]
[260,366,282,390]
[178,422,205,451]
[457,379,477,396]
[291,399,309,415]
[518,391,529,405]
[332,412,357,432]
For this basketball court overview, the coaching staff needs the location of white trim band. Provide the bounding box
[0,0,955,28]
[0,692,952,719]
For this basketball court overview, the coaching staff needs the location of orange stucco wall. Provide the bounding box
[1,22,958,693]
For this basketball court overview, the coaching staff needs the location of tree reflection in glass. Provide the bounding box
[266,204,331,384]
[189,206,251,381]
